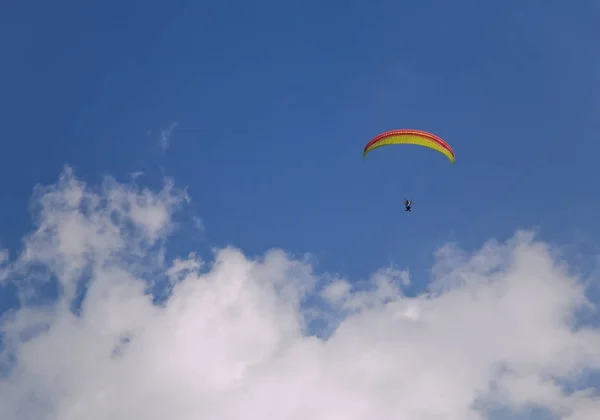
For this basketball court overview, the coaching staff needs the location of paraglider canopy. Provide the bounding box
[362,129,455,164]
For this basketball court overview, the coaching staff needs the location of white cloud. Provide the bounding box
[158,122,179,152]
[0,167,599,420]
[321,279,351,304]
[129,171,144,181]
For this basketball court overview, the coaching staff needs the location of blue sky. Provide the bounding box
[1,1,600,419]
[2,0,599,279]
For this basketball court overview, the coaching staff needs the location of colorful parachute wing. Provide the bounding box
[363,129,455,164]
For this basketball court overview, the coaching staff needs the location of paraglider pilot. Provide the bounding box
[404,199,412,212]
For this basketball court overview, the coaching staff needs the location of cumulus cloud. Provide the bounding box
[158,122,178,152]
[0,167,599,420]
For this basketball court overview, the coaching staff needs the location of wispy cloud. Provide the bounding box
[158,121,179,152]
[191,216,204,232]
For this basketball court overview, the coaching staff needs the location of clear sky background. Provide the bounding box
[1,1,600,419]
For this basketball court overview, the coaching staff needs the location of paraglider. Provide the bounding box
[363,129,455,163]
[363,129,454,212]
